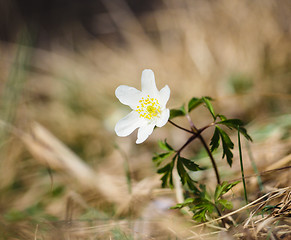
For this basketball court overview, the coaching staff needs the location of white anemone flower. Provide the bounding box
[115,69,170,144]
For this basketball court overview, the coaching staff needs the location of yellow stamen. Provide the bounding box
[135,96,161,121]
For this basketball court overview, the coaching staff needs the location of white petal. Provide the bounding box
[136,123,155,144]
[115,85,142,108]
[159,85,170,107]
[115,111,144,137]
[156,109,170,127]
[141,69,159,96]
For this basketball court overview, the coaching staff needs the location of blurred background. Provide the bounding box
[0,0,290,239]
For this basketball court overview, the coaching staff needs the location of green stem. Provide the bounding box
[238,126,248,204]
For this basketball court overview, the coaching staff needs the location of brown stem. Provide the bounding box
[198,136,221,185]
[168,120,193,134]
[168,118,220,184]
[214,205,226,228]
[176,134,198,155]
[186,115,221,185]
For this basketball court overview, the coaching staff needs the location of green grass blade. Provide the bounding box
[238,126,248,204]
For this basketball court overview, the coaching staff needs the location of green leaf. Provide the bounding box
[202,97,216,120]
[188,97,203,113]
[218,127,234,148]
[224,181,240,192]
[170,203,184,209]
[157,162,171,174]
[217,199,233,211]
[214,181,240,201]
[190,202,215,213]
[152,152,173,167]
[169,170,174,188]
[183,198,196,204]
[214,185,222,201]
[192,209,207,222]
[158,139,174,151]
[177,157,198,191]
[177,158,187,185]
[217,119,252,141]
[191,201,215,222]
[217,114,227,121]
[170,198,195,209]
[187,177,198,192]
[198,184,212,201]
[217,119,244,128]
[179,156,201,171]
[169,105,186,120]
[217,126,234,167]
[210,127,220,152]
[160,172,170,188]
[158,161,175,188]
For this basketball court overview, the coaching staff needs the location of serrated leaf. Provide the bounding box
[157,162,171,174]
[199,185,211,201]
[158,139,174,151]
[217,119,244,128]
[214,184,222,201]
[177,159,187,184]
[169,105,186,120]
[217,114,227,121]
[210,127,220,152]
[223,144,233,167]
[177,157,198,191]
[192,209,207,222]
[179,156,201,171]
[169,171,174,188]
[217,119,252,141]
[188,97,203,113]
[152,152,173,167]
[160,172,169,188]
[183,198,195,204]
[170,203,184,209]
[214,181,240,200]
[217,127,234,148]
[217,199,233,210]
[186,176,198,192]
[224,181,240,192]
[171,198,195,209]
[158,160,175,188]
[202,97,216,120]
[214,182,230,201]
[238,127,252,141]
[191,201,215,222]
[190,201,215,213]
[217,126,234,167]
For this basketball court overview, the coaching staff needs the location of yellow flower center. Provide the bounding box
[136,95,161,120]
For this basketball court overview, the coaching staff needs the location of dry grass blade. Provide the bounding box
[21,122,97,185]
[20,122,130,206]
[190,187,291,230]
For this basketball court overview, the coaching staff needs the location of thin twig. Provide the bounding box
[168,120,193,134]
[186,114,221,185]
[228,165,291,183]
[176,134,198,155]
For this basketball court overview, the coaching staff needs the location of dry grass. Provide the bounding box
[0,0,291,239]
